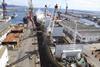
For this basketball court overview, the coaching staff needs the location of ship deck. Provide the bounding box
[7,27,40,67]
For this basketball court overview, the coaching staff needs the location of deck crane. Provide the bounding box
[46,4,59,36]
[46,4,60,44]
[28,0,34,27]
[27,0,35,32]
[27,0,33,19]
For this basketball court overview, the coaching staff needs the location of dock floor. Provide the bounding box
[7,28,40,67]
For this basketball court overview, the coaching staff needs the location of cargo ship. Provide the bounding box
[0,0,100,67]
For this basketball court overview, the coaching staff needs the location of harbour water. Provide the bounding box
[8,6,64,24]
[8,6,100,28]
[8,6,27,24]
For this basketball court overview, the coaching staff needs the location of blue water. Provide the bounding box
[8,6,65,24]
[8,6,100,28]
[8,7,27,24]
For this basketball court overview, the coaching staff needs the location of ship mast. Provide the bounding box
[2,0,7,19]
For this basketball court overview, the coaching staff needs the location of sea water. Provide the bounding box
[8,6,100,28]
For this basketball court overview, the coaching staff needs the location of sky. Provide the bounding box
[0,0,100,11]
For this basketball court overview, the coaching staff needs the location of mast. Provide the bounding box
[2,0,7,19]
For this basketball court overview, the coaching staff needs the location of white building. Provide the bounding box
[78,31,100,42]
[61,18,100,43]
[55,44,82,58]
[0,45,9,67]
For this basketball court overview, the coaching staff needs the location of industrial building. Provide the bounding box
[78,31,100,42]
[55,44,82,58]
[60,17,100,43]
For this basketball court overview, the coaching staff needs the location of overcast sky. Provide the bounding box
[1,0,100,11]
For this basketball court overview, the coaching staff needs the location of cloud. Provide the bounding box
[4,0,100,11]
[68,0,100,11]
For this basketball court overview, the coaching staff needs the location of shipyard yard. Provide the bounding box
[0,0,100,67]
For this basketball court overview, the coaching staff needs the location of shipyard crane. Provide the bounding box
[47,4,62,35]
[0,0,17,20]
[2,0,7,19]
